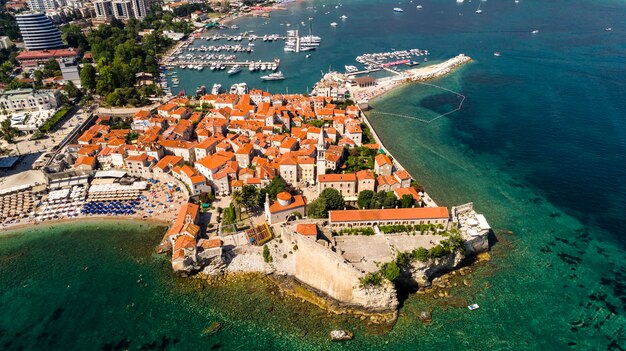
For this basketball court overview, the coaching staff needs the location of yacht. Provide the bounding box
[228,65,242,75]
[416,5,423,9]
[605,27,612,31]
[493,52,501,57]
[330,22,338,27]
[345,65,358,73]
[306,54,312,58]
[393,7,404,12]
[340,15,348,20]
[475,2,483,13]
[249,63,256,71]
[261,72,285,81]
[532,29,539,34]
[229,84,238,94]
[196,85,206,95]
[236,82,247,95]
[261,64,267,71]
[211,84,221,95]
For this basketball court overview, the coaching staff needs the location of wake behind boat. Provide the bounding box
[261,72,285,81]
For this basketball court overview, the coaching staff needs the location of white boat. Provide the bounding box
[416,5,423,9]
[249,63,255,71]
[261,64,267,70]
[330,22,338,27]
[236,82,247,94]
[345,65,358,73]
[260,72,285,81]
[228,65,242,75]
[284,46,296,52]
[306,54,311,58]
[532,29,539,34]
[393,7,404,12]
[340,15,348,20]
[475,2,483,13]
[605,27,612,31]
[468,304,480,311]
[211,84,221,95]
[457,0,464,3]
[229,84,238,94]
[494,52,501,57]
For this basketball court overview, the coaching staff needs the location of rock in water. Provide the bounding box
[418,310,432,323]
[330,330,353,341]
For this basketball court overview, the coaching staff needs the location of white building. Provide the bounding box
[0,36,14,49]
[0,88,61,113]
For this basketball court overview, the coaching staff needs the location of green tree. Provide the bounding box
[64,81,79,98]
[0,119,18,142]
[381,261,401,282]
[307,188,345,218]
[399,194,415,208]
[61,24,89,51]
[80,64,96,91]
[264,175,287,201]
[357,190,374,209]
[413,247,429,262]
[262,245,272,263]
[320,188,344,211]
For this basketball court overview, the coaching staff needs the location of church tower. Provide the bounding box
[316,128,326,181]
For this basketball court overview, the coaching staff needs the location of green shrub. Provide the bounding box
[262,245,273,263]
[359,272,382,287]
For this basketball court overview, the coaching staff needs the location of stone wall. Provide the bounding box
[289,231,398,312]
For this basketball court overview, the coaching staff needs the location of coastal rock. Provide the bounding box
[330,330,353,341]
[406,251,466,288]
[352,280,399,312]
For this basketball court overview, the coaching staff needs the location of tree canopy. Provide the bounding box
[307,188,345,218]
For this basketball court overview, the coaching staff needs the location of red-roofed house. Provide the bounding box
[374,154,393,176]
[318,173,357,199]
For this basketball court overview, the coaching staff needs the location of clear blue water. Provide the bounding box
[2,0,626,349]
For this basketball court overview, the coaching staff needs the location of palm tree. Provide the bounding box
[231,190,244,218]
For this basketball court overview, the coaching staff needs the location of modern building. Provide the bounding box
[94,0,149,21]
[0,88,61,113]
[27,0,57,11]
[59,58,81,87]
[16,12,64,51]
[93,0,113,20]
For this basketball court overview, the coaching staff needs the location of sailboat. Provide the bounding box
[475,2,483,14]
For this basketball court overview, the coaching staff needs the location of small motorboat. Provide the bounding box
[468,304,480,311]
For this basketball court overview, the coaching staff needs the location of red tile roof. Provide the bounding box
[330,207,449,223]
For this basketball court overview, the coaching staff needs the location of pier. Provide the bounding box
[163,59,280,69]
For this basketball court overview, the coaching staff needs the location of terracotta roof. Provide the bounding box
[318,173,357,182]
[375,154,392,167]
[269,194,306,214]
[295,223,318,236]
[393,187,421,201]
[329,207,449,223]
[277,191,291,201]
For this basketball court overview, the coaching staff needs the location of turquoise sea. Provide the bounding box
[2,0,626,349]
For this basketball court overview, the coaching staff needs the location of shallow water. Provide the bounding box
[2,0,626,349]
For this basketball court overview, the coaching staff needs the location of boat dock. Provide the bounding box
[163,59,280,69]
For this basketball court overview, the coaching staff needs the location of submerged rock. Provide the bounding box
[417,310,432,323]
[330,330,353,341]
